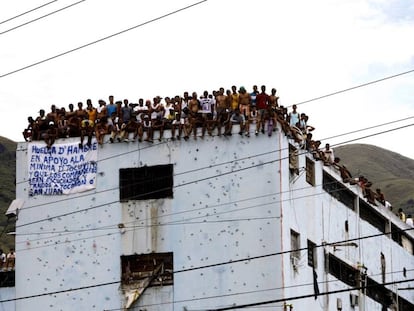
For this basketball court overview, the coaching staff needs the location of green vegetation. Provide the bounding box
[0,136,16,251]
[335,144,414,215]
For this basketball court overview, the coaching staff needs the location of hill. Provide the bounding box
[0,136,16,251]
[335,144,414,215]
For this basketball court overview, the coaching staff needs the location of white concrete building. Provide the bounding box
[3,122,414,310]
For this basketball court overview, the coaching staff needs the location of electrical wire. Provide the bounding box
[0,0,208,78]
[295,68,414,107]
[321,115,414,142]
[0,0,58,25]
[331,122,414,147]
[0,0,86,36]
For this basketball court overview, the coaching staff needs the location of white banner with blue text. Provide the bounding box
[28,141,98,196]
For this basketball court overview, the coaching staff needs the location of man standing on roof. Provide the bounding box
[238,87,251,137]
[107,95,117,118]
[288,104,300,127]
[255,85,270,135]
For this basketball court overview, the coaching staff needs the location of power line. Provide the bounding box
[0,280,119,303]
[0,0,208,78]
[0,0,58,25]
[331,122,414,147]
[0,0,86,36]
[295,68,414,107]
[321,115,414,142]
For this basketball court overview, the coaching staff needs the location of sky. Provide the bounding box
[0,0,414,159]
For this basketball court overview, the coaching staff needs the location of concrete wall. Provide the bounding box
[14,128,283,311]
[12,124,414,311]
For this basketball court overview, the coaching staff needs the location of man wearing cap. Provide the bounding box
[44,120,58,149]
[141,113,153,142]
[97,100,107,120]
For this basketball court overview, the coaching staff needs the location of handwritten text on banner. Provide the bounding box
[28,141,98,196]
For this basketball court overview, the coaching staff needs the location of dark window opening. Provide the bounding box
[0,271,14,287]
[307,239,317,268]
[121,252,173,286]
[323,172,355,210]
[359,199,386,233]
[119,164,173,201]
[328,253,359,287]
[306,157,315,186]
[391,224,414,254]
[290,229,300,260]
[391,223,402,245]
[289,144,299,175]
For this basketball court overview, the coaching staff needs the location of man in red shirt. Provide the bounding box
[255,85,270,135]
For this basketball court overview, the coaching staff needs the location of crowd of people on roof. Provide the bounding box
[22,84,411,225]
[22,85,315,148]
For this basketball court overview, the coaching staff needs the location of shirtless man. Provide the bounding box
[188,92,202,139]
[23,116,36,141]
[75,102,87,120]
[57,114,69,138]
[65,103,76,119]
[47,105,59,124]
[215,88,228,135]
[35,109,49,140]
[269,88,279,110]
[66,103,81,137]
[238,87,251,136]
[215,88,227,112]
[95,118,108,145]
[268,88,279,131]
[80,117,94,148]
